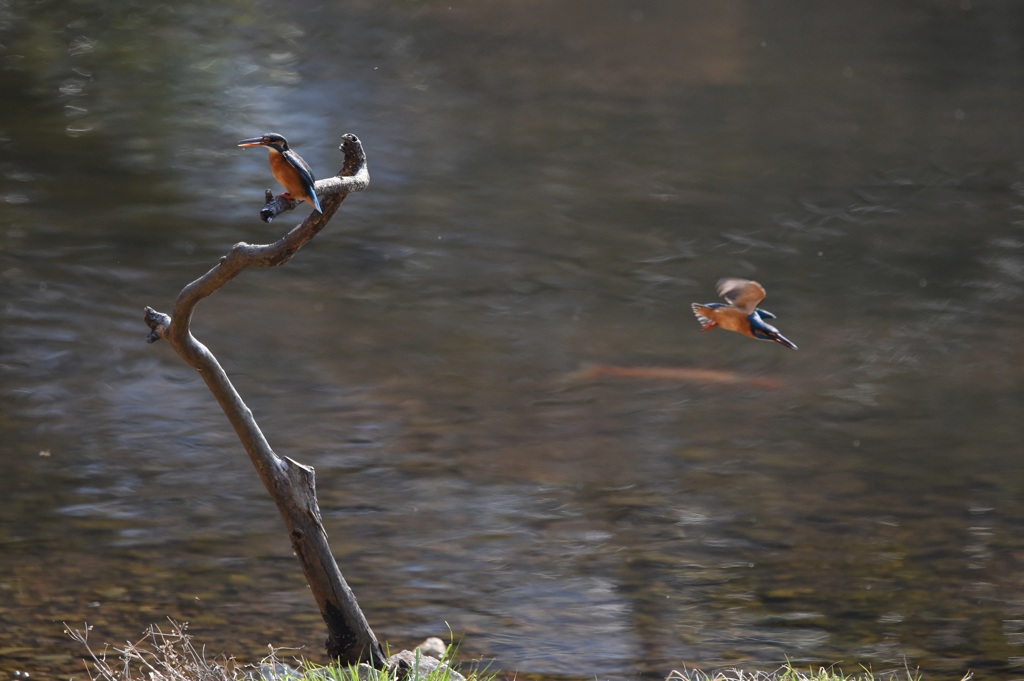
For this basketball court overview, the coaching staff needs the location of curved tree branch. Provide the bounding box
[143,133,386,668]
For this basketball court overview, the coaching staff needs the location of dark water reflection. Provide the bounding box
[3,1,1024,679]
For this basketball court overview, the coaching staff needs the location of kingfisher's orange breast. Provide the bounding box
[268,149,307,197]
[704,307,755,338]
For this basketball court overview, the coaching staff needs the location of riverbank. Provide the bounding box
[66,620,955,681]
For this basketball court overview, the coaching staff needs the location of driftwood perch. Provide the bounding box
[143,133,386,668]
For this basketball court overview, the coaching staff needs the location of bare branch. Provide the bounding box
[142,133,386,668]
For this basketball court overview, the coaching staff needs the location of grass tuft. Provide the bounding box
[667,662,970,681]
[66,619,486,681]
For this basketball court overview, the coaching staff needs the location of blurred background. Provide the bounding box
[2,1,1024,679]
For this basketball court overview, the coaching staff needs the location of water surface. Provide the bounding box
[2,2,1024,679]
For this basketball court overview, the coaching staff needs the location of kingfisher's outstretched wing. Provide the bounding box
[716,278,766,314]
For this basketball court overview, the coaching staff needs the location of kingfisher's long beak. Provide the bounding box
[237,137,266,147]
[770,331,798,350]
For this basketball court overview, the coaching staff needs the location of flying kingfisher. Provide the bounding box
[238,132,323,213]
[691,278,798,350]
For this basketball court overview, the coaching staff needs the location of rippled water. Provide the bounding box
[3,2,1024,679]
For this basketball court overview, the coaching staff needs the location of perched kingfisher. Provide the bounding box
[238,133,322,213]
[691,278,798,350]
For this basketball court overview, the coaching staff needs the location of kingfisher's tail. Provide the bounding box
[309,191,323,214]
[691,303,718,331]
